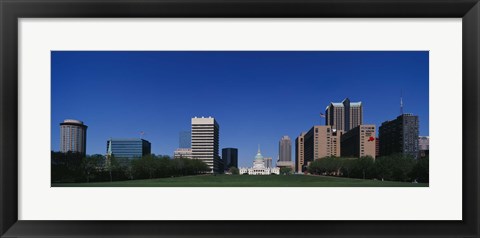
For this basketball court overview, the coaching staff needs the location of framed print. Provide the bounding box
[1,0,479,237]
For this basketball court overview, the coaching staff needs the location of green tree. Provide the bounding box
[374,156,395,181]
[229,167,239,175]
[352,156,375,179]
[280,167,292,175]
[374,154,416,182]
[390,154,415,182]
[307,160,322,175]
[81,154,103,183]
[105,154,121,182]
[410,157,429,183]
[339,158,355,178]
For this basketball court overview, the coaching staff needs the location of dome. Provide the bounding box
[255,145,264,161]
[255,152,264,161]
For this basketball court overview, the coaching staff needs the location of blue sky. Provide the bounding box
[51,51,429,167]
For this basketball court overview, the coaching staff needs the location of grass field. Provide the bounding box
[52,174,428,187]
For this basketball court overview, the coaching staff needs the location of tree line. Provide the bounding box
[51,151,210,183]
[307,154,429,183]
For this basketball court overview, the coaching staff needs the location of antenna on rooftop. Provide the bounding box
[400,90,404,115]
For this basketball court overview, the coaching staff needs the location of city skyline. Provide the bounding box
[51,51,429,167]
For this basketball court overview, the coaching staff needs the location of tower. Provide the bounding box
[279,136,292,162]
[191,116,221,173]
[379,114,419,159]
[60,119,87,155]
[325,98,363,132]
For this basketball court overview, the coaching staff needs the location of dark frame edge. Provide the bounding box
[462,2,480,238]
[1,0,479,238]
[0,0,19,237]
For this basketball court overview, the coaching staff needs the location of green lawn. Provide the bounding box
[52,174,428,187]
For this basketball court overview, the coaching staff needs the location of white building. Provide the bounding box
[239,147,280,175]
[173,148,192,159]
[191,117,222,173]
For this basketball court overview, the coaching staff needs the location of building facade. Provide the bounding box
[295,132,306,173]
[239,148,280,175]
[330,129,343,157]
[340,125,376,159]
[222,148,238,170]
[60,119,88,155]
[279,136,292,162]
[418,136,429,158]
[375,137,380,157]
[325,98,363,132]
[106,138,151,159]
[191,116,222,173]
[174,148,192,159]
[277,135,294,169]
[379,114,419,159]
[303,126,341,168]
[179,131,191,148]
[264,157,273,168]
[325,102,345,131]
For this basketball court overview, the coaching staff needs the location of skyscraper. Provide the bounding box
[340,125,376,159]
[264,157,273,168]
[325,102,345,131]
[295,132,306,173]
[325,98,363,132]
[60,119,88,155]
[191,116,222,173]
[303,126,340,167]
[222,148,238,170]
[279,136,292,162]
[106,138,151,159]
[379,113,419,159]
[277,136,294,170]
[179,131,191,148]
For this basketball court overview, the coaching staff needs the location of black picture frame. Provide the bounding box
[1,0,479,237]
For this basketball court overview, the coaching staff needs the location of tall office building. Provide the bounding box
[191,116,222,173]
[222,148,238,170]
[303,126,341,167]
[325,102,345,131]
[60,119,88,155]
[340,125,376,159]
[325,98,363,132]
[106,138,151,159]
[279,136,292,162]
[379,113,419,159]
[179,131,191,148]
[277,136,294,169]
[295,132,306,173]
[263,157,272,168]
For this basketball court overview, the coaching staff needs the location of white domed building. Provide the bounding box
[239,146,280,175]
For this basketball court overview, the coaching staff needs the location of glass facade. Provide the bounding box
[106,138,151,159]
[222,148,238,170]
[179,131,191,148]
